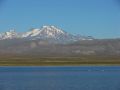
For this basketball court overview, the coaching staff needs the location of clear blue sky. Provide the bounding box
[0,0,120,38]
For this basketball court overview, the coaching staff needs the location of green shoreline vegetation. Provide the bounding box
[0,56,120,66]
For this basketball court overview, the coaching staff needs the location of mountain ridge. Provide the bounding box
[0,26,93,43]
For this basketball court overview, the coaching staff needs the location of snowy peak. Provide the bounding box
[22,26,66,38]
[0,29,19,40]
[42,25,65,34]
[40,25,66,37]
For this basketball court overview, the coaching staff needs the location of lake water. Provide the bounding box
[0,66,120,90]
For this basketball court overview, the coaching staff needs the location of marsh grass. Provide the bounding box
[0,56,120,66]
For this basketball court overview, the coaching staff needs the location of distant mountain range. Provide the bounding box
[0,25,120,57]
[0,25,93,43]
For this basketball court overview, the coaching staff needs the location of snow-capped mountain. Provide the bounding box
[0,29,20,40]
[0,26,93,42]
[22,26,66,38]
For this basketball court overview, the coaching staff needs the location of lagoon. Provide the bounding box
[0,66,120,90]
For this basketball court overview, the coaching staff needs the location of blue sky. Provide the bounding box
[0,0,120,38]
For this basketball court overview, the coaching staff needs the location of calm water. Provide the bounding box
[0,66,120,90]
